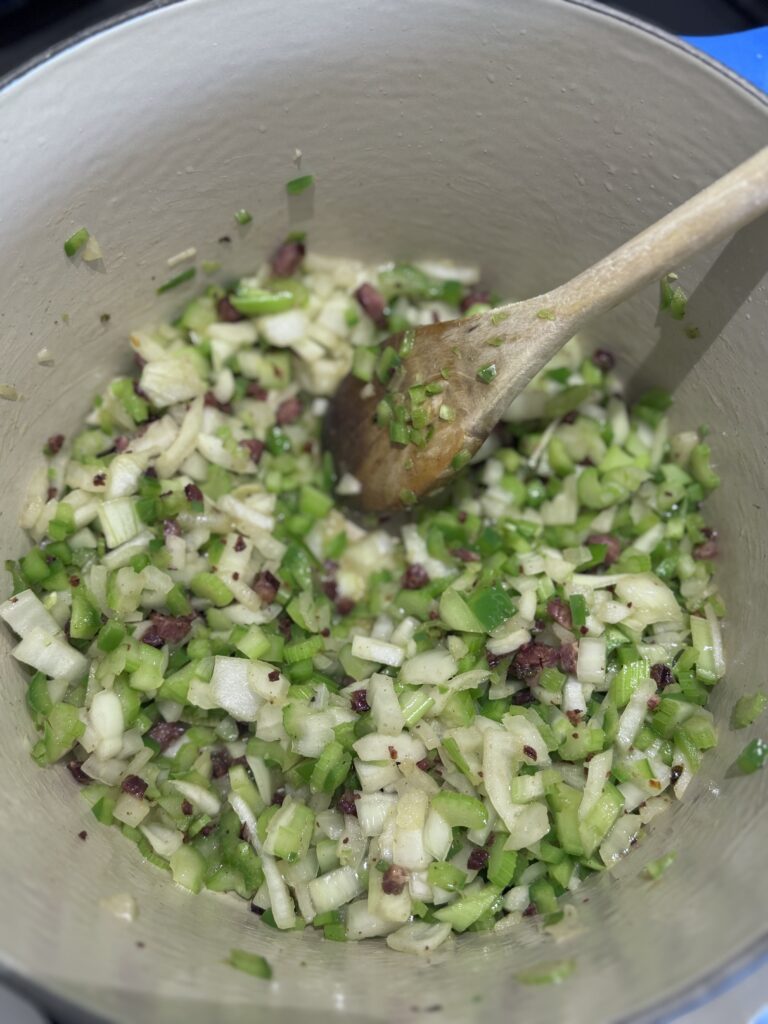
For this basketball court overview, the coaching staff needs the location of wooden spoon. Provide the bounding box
[325,146,768,513]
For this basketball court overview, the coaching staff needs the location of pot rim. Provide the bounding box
[0,2,766,1022]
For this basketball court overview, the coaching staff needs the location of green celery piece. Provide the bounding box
[431,791,488,829]
[731,693,768,730]
[433,884,501,932]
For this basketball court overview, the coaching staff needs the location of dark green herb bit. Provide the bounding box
[685,326,701,340]
[227,948,272,980]
[489,309,509,326]
[536,308,556,321]
[234,209,253,225]
[732,694,768,730]
[644,852,676,880]
[156,268,196,295]
[400,488,417,507]
[476,363,498,384]
[485,336,504,347]
[286,175,315,195]
[64,228,90,257]
[737,737,768,774]
[517,959,575,986]
[451,449,472,471]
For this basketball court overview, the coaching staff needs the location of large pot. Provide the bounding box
[1,2,767,1021]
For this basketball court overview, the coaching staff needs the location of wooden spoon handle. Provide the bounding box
[544,145,768,325]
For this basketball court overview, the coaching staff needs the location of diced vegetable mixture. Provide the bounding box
[2,241,726,954]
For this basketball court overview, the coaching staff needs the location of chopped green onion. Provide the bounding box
[234,209,253,225]
[286,175,315,195]
[156,268,196,294]
[64,228,89,257]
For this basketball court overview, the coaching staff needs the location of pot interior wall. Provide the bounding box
[1,1,767,1021]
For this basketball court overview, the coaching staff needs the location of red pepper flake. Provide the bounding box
[270,240,306,278]
[586,533,622,566]
[381,864,409,895]
[693,538,718,560]
[238,438,265,463]
[451,547,480,562]
[650,663,674,690]
[234,534,246,552]
[184,482,203,502]
[46,433,65,455]
[459,288,491,313]
[511,687,534,706]
[204,391,232,415]
[142,612,194,648]
[210,749,232,779]
[246,382,268,401]
[92,472,106,487]
[337,790,359,816]
[67,760,90,784]
[163,518,182,539]
[523,744,538,761]
[354,282,388,328]
[121,775,148,799]
[559,642,578,675]
[511,642,561,681]
[591,348,615,371]
[467,847,489,871]
[402,564,430,589]
[276,395,302,426]
[268,669,280,681]
[388,745,399,761]
[350,689,370,714]
[253,569,280,604]
[216,295,245,322]
[547,597,573,631]
[148,720,185,750]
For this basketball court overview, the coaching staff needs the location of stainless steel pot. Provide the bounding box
[1,2,767,1021]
